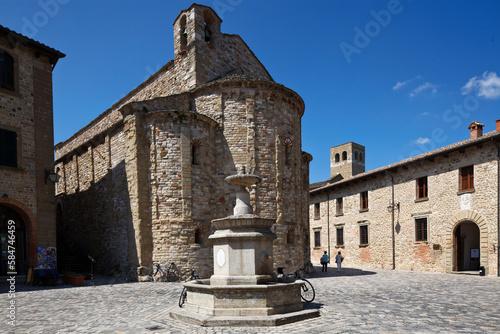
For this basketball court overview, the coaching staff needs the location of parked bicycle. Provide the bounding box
[277,267,315,302]
[148,262,181,282]
[178,269,201,308]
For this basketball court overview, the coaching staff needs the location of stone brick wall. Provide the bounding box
[311,138,499,276]
[0,31,62,269]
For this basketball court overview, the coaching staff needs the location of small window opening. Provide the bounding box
[354,151,358,160]
[204,23,211,43]
[342,151,347,161]
[460,165,474,191]
[415,218,428,242]
[179,15,187,52]
[416,176,428,199]
[336,227,344,246]
[0,129,17,168]
[314,230,321,247]
[194,228,202,245]
[359,224,369,245]
[0,51,15,91]
[287,229,294,245]
[335,153,340,163]
[336,197,343,215]
[314,203,320,219]
[360,191,368,210]
[191,139,201,165]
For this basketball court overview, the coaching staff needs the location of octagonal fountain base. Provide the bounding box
[169,279,320,327]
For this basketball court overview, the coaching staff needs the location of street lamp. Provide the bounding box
[387,175,400,270]
[45,169,61,184]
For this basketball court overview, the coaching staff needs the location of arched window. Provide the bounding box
[203,10,215,43]
[0,51,15,91]
[359,152,364,162]
[342,151,347,161]
[354,151,358,160]
[191,139,202,165]
[179,15,187,52]
[335,153,340,163]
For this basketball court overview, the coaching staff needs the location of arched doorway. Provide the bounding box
[0,205,28,275]
[453,221,480,271]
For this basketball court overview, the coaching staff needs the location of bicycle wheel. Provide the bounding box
[299,279,315,302]
[178,287,187,308]
[168,268,181,282]
[147,269,156,282]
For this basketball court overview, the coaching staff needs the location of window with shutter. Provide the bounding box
[0,51,15,91]
[0,129,17,168]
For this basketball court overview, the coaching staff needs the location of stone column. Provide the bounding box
[123,112,153,277]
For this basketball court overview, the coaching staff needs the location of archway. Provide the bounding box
[0,205,28,275]
[453,221,480,271]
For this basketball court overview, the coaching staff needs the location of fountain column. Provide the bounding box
[210,167,276,285]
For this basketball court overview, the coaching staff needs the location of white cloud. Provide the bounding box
[410,82,438,97]
[413,137,430,145]
[420,111,430,116]
[392,75,421,91]
[461,71,500,99]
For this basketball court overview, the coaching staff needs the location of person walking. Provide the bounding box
[320,251,329,272]
[335,251,344,272]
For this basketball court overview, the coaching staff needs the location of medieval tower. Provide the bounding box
[54,4,312,279]
[330,142,365,179]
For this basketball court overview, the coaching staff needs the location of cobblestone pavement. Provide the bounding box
[2,266,500,333]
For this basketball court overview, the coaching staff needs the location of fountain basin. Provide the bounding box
[170,280,320,326]
[225,174,262,187]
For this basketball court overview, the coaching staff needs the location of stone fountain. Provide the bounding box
[170,167,319,326]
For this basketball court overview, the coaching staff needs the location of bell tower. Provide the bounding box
[173,4,222,87]
[330,142,365,179]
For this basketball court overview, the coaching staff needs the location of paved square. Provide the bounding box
[2,267,500,333]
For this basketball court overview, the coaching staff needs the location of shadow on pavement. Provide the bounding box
[1,275,131,293]
[309,266,377,278]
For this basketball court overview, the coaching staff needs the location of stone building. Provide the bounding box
[0,25,65,275]
[54,4,312,280]
[310,121,500,276]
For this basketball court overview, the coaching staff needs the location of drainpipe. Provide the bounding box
[391,175,396,270]
[327,192,331,259]
[495,140,500,277]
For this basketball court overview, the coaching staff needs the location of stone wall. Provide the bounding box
[0,32,61,268]
[310,139,499,275]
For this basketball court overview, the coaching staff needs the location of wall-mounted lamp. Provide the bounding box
[45,169,61,184]
[387,201,400,213]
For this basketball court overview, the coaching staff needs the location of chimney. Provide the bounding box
[468,121,484,139]
[496,119,500,132]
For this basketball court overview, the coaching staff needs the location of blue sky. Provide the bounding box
[2,0,499,183]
